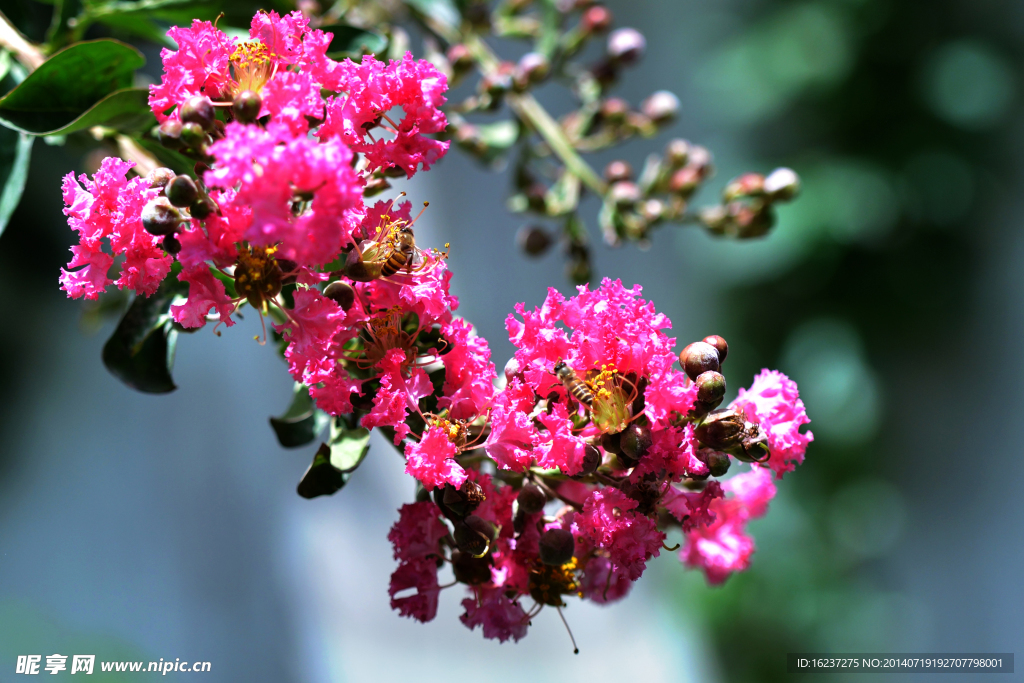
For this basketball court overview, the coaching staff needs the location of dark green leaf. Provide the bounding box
[295,419,371,499]
[0,126,33,238]
[327,421,371,472]
[404,0,462,31]
[297,444,346,499]
[0,40,144,136]
[102,268,187,393]
[132,135,196,176]
[322,24,389,59]
[270,383,330,448]
[5,88,154,136]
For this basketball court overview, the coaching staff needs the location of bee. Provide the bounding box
[554,360,594,406]
[380,225,417,277]
[344,196,448,283]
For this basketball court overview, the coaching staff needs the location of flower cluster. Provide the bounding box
[57,10,812,651]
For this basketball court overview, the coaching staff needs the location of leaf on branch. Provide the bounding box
[270,383,330,448]
[0,125,33,238]
[322,24,389,59]
[296,418,371,499]
[101,267,188,394]
[0,40,145,135]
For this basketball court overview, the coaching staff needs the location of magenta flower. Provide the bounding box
[170,265,236,329]
[731,369,813,478]
[572,487,664,587]
[388,557,440,622]
[460,587,529,643]
[403,424,468,491]
[388,501,448,563]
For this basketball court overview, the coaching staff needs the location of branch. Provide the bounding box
[0,11,45,71]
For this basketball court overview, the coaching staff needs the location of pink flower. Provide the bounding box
[731,369,813,478]
[361,349,433,441]
[630,423,707,482]
[436,318,497,420]
[176,190,247,271]
[682,467,777,583]
[389,557,440,622]
[572,488,664,582]
[460,587,529,642]
[661,480,723,531]
[260,70,324,135]
[59,245,113,300]
[388,501,448,562]
[535,402,590,475]
[404,425,467,491]
[483,379,540,472]
[148,20,234,121]
[578,556,632,604]
[170,266,235,329]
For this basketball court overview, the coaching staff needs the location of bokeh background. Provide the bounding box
[1,0,1022,681]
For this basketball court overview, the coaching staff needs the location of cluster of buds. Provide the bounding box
[56,8,813,650]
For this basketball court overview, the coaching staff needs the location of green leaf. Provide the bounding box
[404,0,462,31]
[0,126,33,238]
[132,135,195,175]
[101,268,187,394]
[295,419,371,499]
[7,88,154,136]
[270,383,330,448]
[0,40,144,136]
[322,24,389,59]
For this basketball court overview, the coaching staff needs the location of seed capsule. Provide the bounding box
[681,341,720,381]
[166,175,199,208]
[443,481,486,518]
[180,95,215,131]
[179,121,206,149]
[189,195,217,220]
[516,483,547,515]
[141,197,182,236]
[233,90,262,124]
[695,371,726,403]
[454,515,495,557]
[323,281,356,310]
[144,167,176,190]
[451,551,493,585]
[694,408,746,451]
[702,335,728,363]
[539,528,575,566]
[619,423,652,462]
[162,234,181,254]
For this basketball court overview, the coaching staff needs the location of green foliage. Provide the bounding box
[270,383,331,448]
[0,127,33,238]
[0,40,145,135]
[296,418,371,498]
[322,24,389,59]
[101,266,187,394]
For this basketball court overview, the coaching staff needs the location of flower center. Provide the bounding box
[234,244,282,311]
[363,307,415,366]
[587,363,632,434]
[230,41,275,94]
[529,557,580,607]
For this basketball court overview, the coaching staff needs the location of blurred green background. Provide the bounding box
[0,0,1020,681]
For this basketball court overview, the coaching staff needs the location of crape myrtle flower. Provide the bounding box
[730,369,813,478]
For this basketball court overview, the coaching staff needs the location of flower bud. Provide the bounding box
[517,225,553,257]
[539,528,575,566]
[517,483,547,515]
[189,195,217,220]
[162,234,181,254]
[514,52,550,89]
[443,481,486,518]
[144,167,176,190]
[446,44,474,72]
[640,199,665,222]
[232,90,262,124]
[699,206,729,235]
[165,175,199,208]
[454,514,495,556]
[481,70,513,98]
[578,444,601,476]
[324,280,356,310]
[620,423,652,462]
[702,335,728,363]
[732,203,774,238]
[581,5,612,33]
[158,119,183,148]
[680,341,720,381]
[599,97,629,124]
[694,408,745,451]
[604,160,633,183]
[666,138,690,167]
[723,173,765,202]
[641,90,679,124]
[607,28,645,65]
[451,550,493,585]
[503,355,522,382]
[669,166,702,195]
[141,197,182,236]
[600,431,622,455]
[695,371,726,404]
[179,121,206,149]
[764,167,800,201]
[180,95,216,131]
[609,181,641,207]
[698,449,731,477]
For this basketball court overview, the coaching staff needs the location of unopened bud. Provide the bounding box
[680,341,720,381]
[604,160,633,183]
[158,119,183,148]
[162,234,181,254]
[503,355,522,382]
[578,444,601,476]
[764,167,800,201]
[538,528,575,566]
[232,90,262,124]
[481,70,513,98]
[443,481,486,517]
[699,205,729,234]
[619,423,652,463]
[666,138,690,167]
[451,550,493,585]
[698,449,731,477]
[515,52,550,89]
[640,199,665,222]
[723,173,765,202]
[454,514,496,556]
[324,280,356,310]
[599,97,629,125]
[141,197,182,236]
[447,44,474,71]
[607,28,645,65]
[180,95,216,131]
[179,121,206,149]
[517,483,547,515]
[601,431,622,455]
[581,5,612,33]
[517,225,553,257]
[189,195,217,220]
[669,166,702,195]
[641,90,679,124]
[695,371,726,404]
[702,335,728,363]
[567,257,591,285]
[733,203,774,238]
[694,408,746,451]
[609,181,641,207]
[165,175,199,208]
[144,167,175,190]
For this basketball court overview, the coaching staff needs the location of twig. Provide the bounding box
[0,11,45,71]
